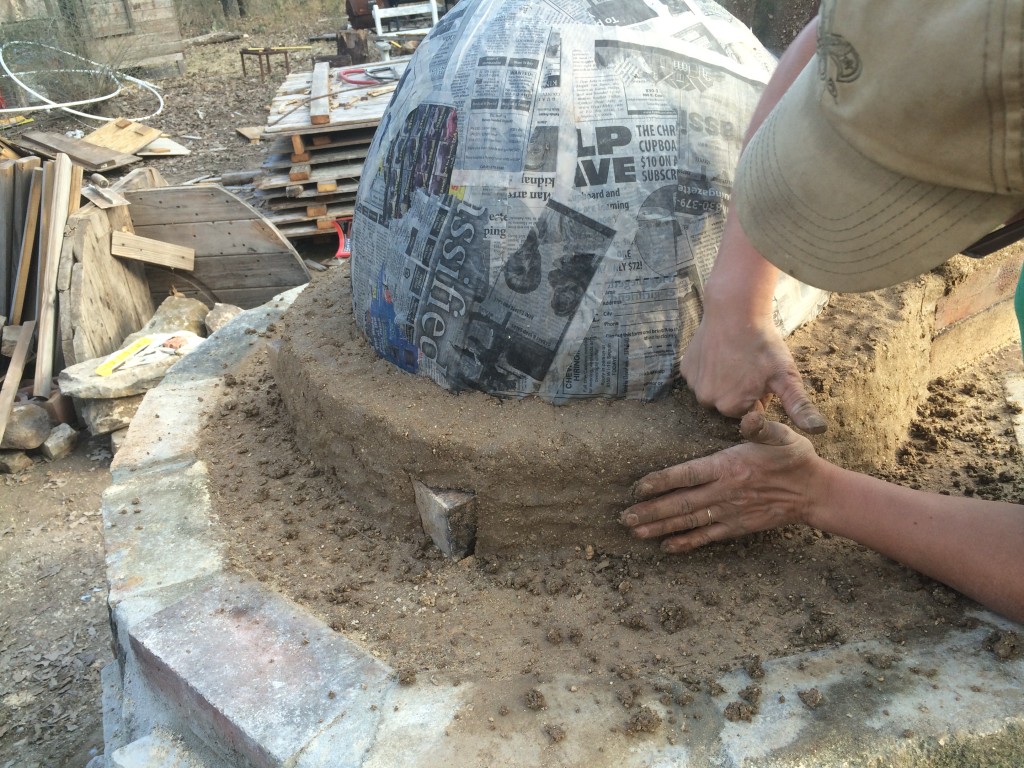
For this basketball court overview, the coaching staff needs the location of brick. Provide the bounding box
[130,576,393,768]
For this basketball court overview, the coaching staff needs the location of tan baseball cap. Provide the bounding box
[734,0,1024,292]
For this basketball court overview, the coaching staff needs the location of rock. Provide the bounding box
[59,332,204,399]
[110,428,129,455]
[1,324,22,357]
[1,402,52,450]
[76,394,145,435]
[0,450,33,474]
[205,303,244,335]
[41,423,78,460]
[412,480,477,559]
[122,296,208,347]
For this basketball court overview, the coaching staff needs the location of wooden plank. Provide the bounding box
[0,160,14,317]
[135,137,191,156]
[12,157,41,244]
[306,204,328,218]
[237,126,264,144]
[34,153,73,397]
[317,181,338,193]
[34,160,55,322]
[83,118,163,155]
[262,191,358,210]
[310,62,332,126]
[9,168,42,325]
[143,277,307,307]
[267,203,354,226]
[125,187,261,226]
[68,163,83,216]
[255,160,364,191]
[253,182,359,204]
[148,251,302,285]
[262,145,370,170]
[0,320,35,447]
[290,134,306,155]
[12,131,140,172]
[112,230,195,270]
[133,220,304,257]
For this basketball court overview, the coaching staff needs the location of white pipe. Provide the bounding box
[0,40,165,122]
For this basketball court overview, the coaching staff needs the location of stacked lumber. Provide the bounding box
[255,58,411,239]
[0,152,83,445]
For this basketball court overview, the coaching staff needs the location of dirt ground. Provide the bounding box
[3,3,1022,766]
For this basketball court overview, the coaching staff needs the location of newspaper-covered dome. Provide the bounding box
[351,0,825,402]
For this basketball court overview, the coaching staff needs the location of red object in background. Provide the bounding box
[0,89,6,109]
[333,219,352,259]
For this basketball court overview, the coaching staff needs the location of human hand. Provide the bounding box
[621,411,826,553]
[679,310,827,434]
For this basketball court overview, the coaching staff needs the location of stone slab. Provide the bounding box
[102,461,223,606]
[129,575,393,768]
[78,394,145,435]
[163,287,303,386]
[109,379,219,481]
[0,449,33,473]
[0,401,51,450]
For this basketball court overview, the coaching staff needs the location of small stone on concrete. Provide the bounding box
[41,423,78,460]
[122,296,208,347]
[412,480,477,559]
[1,402,52,450]
[77,394,145,435]
[0,450,33,474]
[205,302,243,336]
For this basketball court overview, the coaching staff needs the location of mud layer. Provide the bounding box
[200,268,1024,746]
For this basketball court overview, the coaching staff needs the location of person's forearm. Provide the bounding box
[704,18,821,319]
[809,461,1024,622]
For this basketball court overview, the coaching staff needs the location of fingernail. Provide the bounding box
[806,414,827,432]
[633,481,651,498]
[624,513,638,526]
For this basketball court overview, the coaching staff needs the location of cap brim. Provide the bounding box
[734,63,1024,293]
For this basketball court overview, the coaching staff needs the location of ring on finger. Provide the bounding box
[706,508,714,526]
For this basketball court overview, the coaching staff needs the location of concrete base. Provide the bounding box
[94,282,1024,767]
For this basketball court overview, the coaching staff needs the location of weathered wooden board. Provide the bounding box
[83,119,163,155]
[310,62,332,126]
[34,154,73,396]
[255,160,364,191]
[12,131,140,172]
[135,137,191,156]
[57,168,160,367]
[9,168,42,326]
[112,231,196,270]
[266,203,355,227]
[259,188,358,208]
[124,186,310,309]
[0,320,35,446]
[262,145,370,171]
[0,159,14,316]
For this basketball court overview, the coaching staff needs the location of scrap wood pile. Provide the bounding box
[0,137,311,473]
[252,57,410,240]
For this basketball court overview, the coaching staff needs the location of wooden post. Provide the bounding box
[310,62,332,126]
[33,154,72,398]
[0,320,35,446]
[10,168,42,325]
